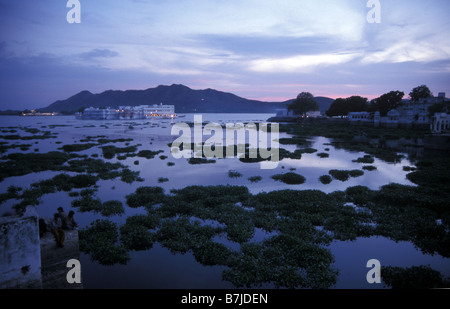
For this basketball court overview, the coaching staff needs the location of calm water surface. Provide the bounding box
[1,114,448,288]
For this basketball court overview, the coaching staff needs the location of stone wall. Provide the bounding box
[0,207,42,289]
[0,206,83,289]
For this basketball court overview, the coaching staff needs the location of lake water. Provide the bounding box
[1,114,449,289]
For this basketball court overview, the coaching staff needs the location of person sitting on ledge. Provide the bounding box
[48,213,65,248]
[64,210,79,230]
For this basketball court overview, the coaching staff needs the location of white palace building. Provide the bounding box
[77,103,176,120]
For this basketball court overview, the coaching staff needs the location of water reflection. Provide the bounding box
[1,115,448,289]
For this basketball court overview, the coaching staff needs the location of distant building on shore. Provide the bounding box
[22,110,59,117]
[77,103,175,120]
[348,92,449,131]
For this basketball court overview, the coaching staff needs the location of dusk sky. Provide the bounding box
[0,0,449,110]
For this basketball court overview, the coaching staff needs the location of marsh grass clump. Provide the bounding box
[192,241,232,266]
[349,170,364,177]
[353,155,375,164]
[125,214,161,230]
[329,169,363,182]
[278,136,309,146]
[381,265,447,289]
[126,186,165,208]
[248,176,262,183]
[101,200,125,217]
[228,170,242,178]
[120,168,143,183]
[271,172,306,185]
[317,152,329,158]
[402,166,416,172]
[0,186,22,204]
[223,235,338,289]
[319,175,332,184]
[79,219,130,265]
[156,216,219,255]
[119,224,154,251]
[71,195,102,213]
[362,165,377,171]
[137,149,164,159]
[102,145,138,159]
[188,157,216,164]
[61,143,98,152]
[0,151,71,181]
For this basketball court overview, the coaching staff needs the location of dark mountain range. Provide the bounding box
[37,84,333,114]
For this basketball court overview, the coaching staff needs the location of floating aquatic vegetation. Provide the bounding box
[0,133,56,141]
[362,165,377,171]
[271,172,306,185]
[71,195,102,213]
[329,169,364,182]
[126,186,165,208]
[0,151,71,181]
[381,265,447,289]
[223,235,338,289]
[352,155,375,164]
[60,143,98,152]
[319,175,332,184]
[137,149,164,159]
[102,145,138,159]
[317,152,329,158]
[0,186,22,204]
[120,168,143,183]
[120,224,154,251]
[248,176,262,183]
[402,166,416,172]
[228,170,242,178]
[101,200,125,217]
[156,216,219,255]
[79,219,130,265]
[188,157,216,164]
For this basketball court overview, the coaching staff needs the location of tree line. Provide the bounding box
[288,85,447,117]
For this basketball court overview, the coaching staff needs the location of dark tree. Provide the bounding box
[428,102,450,116]
[326,96,368,117]
[409,85,432,102]
[287,92,319,116]
[371,91,404,116]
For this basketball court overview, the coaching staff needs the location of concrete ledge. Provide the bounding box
[40,229,83,289]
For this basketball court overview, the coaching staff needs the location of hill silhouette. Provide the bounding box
[37,84,333,114]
